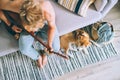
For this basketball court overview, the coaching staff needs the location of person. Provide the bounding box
[0,0,60,68]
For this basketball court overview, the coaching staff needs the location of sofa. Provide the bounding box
[0,0,118,57]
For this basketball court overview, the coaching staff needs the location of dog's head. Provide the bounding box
[74,29,91,47]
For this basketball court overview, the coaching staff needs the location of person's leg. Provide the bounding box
[19,31,45,68]
[19,31,40,60]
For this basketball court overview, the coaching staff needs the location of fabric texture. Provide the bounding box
[94,0,108,12]
[0,42,118,80]
[55,0,94,17]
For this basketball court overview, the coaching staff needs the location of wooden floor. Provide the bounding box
[55,1,120,80]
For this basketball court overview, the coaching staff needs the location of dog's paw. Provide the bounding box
[77,46,84,51]
[77,46,89,55]
[69,43,78,52]
[69,48,78,52]
[82,48,89,55]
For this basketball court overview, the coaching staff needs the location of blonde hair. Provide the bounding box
[20,0,44,28]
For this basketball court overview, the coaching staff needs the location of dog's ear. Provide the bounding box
[74,30,81,39]
[73,31,79,39]
[73,31,77,39]
[74,29,88,39]
[80,28,84,31]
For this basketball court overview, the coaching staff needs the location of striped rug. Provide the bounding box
[0,42,118,80]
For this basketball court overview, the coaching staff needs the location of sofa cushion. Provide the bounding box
[55,0,95,17]
[0,22,18,56]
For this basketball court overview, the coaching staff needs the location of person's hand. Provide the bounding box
[14,34,20,39]
[12,25,22,33]
[48,45,54,54]
[44,44,54,54]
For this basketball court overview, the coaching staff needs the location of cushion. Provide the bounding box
[94,0,107,12]
[50,1,102,35]
[55,0,95,17]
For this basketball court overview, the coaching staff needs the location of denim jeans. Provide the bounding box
[19,24,60,60]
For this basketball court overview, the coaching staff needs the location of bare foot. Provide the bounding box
[37,55,43,68]
[37,54,47,68]
[42,54,47,67]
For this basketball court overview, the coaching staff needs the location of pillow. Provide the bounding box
[94,0,107,12]
[55,0,95,17]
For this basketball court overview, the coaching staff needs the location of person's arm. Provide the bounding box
[43,1,56,53]
[47,19,56,51]
[0,9,22,39]
[0,9,11,26]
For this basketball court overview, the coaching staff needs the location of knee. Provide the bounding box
[19,44,30,54]
[19,47,39,60]
[19,34,34,45]
[19,36,34,53]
